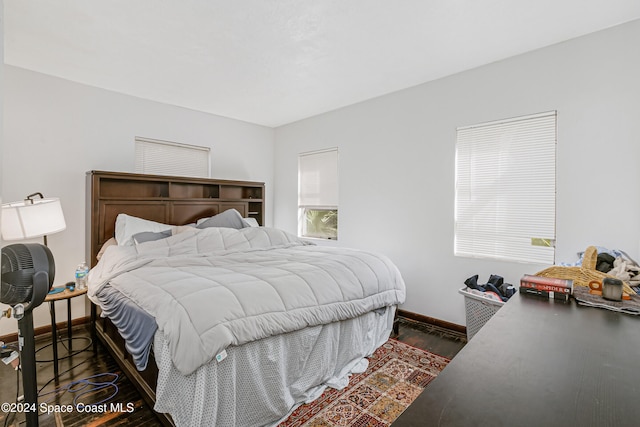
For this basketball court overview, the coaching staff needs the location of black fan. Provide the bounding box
[1,243,55,308]
[1,243,55,427]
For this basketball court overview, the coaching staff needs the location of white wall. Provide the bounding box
[1,67,275,335]
[3,20,639,335]
[0,0,6,335]
[274,20,640,326]
[0,0,3,208]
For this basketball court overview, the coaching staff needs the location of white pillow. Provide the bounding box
[243,217,260,227]
[115,214,173,246]
[195,209,249,229]
[97,237,117,260]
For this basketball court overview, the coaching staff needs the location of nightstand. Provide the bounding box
[42,286,90,379]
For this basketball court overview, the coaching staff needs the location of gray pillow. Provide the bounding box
[133,229,172,244]
[196,209,249,229]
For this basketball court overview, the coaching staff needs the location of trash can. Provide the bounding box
[459,287,505,340]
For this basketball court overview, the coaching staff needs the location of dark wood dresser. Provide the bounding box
[393,293,640,427]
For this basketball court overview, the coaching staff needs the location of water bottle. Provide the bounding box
[75,262,89,290]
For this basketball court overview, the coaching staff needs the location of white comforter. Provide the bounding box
[88,227,405,375]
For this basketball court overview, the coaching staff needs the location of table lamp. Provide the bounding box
[1,192,66,246]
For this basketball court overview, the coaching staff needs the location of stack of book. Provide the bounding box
[519,274,573,302]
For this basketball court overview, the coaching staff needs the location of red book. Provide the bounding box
[520,274,573,294]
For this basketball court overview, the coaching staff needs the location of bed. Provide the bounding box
[85,170,406,426]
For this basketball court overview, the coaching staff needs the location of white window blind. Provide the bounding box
[135,137,210,178]
[298,148,338,240]
[455,111,557,264]
[298,148,338,208]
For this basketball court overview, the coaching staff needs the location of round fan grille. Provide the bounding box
[1,243,54,306]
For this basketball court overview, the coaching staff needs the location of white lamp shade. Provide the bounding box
[1,198,67,240]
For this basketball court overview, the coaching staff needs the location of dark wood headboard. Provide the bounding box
[85,170,265,268]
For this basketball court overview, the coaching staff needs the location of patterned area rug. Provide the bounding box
[279,339,450,427]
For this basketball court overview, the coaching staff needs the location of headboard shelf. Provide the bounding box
[100,178,170,198]
[86,170,265,267]
[169,182,220,199]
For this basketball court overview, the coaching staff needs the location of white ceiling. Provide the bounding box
[4,1,640,127]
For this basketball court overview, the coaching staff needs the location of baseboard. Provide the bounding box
[0,316,91,344]
[397,309,466,335]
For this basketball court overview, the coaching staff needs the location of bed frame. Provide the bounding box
[86,170,265,426]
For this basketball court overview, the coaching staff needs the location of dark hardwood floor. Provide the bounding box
[393,316,466,360]
[0,317,466,426]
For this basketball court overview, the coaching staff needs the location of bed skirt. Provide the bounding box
[153,306,396,427]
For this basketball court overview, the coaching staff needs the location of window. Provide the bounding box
[455,111,556,264]
[298,148,338,240]
[135,137,210,178]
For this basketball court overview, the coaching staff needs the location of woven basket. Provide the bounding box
[535,246,635,294]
